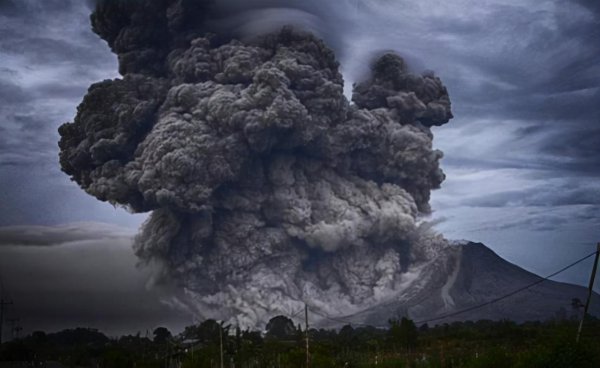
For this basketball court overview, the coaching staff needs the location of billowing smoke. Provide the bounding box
[59,0,453,327]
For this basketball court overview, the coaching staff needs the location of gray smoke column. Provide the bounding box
[59,0,453,327]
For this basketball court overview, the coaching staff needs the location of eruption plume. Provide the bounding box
[59,0,453,327]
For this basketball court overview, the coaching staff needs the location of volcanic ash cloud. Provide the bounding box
[58,0,453,327]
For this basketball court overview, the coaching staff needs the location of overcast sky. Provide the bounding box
[0,0,599,336]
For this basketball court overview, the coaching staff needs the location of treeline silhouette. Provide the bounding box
[1,316,599,368]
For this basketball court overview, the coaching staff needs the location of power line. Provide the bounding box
[310,309,372,328]
[290,307,305,319]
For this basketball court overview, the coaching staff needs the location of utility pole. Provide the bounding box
[305,303,310,368]
[219,324,224,368]
[14,326,22,339]
[577,242,600,343]
[0,298,13,345]
[7,318,19,339]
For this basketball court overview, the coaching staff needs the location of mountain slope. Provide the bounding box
[323,242,600,327]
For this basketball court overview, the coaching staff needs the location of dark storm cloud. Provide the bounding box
[463,3,600,91]
[0,0,118,159]
[0,78,27,104]
[441,124,600,181]
[415,5,597,126]
[455,83,600,124]
[535,126,600,174]
[440,126,600,177]
[418,1,600,239]
[471,205,600,233]
[0,0,18,15]
[0,0,124,226]
[541,128,600,159]
[574,0,600,15]
[464,185,600,208]
[0,110,61,168]
[498,215,566,232]
[1,36,111,67]
[420,0,600,257]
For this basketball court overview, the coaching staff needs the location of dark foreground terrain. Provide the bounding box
[1,317,599,368]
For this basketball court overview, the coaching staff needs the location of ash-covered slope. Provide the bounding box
[329,242,600,327]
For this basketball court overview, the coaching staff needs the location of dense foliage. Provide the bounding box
[1,317,599,367]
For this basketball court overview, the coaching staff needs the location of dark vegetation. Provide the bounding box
[1,317,599,368]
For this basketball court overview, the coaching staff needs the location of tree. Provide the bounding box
[31,331,47,344]
[389,317,418,351]
[265,315,297,340]
[337,324,355,354]
[152,327,172,344]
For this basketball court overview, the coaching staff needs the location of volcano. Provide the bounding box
[321,242,600,327]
